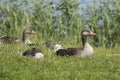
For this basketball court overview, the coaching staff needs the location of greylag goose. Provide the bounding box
[44,40,63,52]
[0,28,37,44]
[56,30,96,58]
[22,47,44,59]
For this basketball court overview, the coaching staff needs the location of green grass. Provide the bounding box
[0,43,120,80]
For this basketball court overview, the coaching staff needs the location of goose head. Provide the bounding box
[22,28,37,44]
[81,30,96,36]
[81,30,96,45]
[44,41,63,52]
[23,28,37,34]
[44,41,55,49]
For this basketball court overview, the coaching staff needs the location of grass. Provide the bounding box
[0,43,120,80]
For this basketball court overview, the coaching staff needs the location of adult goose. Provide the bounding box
[0,28,37,44]
[44,40,63,52]
[22,47,44,59]
[56,30,96,58]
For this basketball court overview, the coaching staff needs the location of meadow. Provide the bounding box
[0,42,120,80]
[0,0,120,80]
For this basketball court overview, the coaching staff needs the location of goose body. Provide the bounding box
[44,41,63,52]
[0,28,37,44]
[22,48,44,59]
[56,30,96,58]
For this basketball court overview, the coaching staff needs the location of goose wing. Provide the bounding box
[56,49,67,56]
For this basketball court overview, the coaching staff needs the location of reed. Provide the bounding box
[0,0,120,47]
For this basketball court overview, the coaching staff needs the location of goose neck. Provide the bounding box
[81,36,87,48]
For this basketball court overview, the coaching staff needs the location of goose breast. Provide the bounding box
[80,42,94,58]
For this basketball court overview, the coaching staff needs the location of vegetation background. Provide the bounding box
[0,0,120,80]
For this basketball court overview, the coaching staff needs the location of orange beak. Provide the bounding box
[31,30,37,34]
[90,31,96,36]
